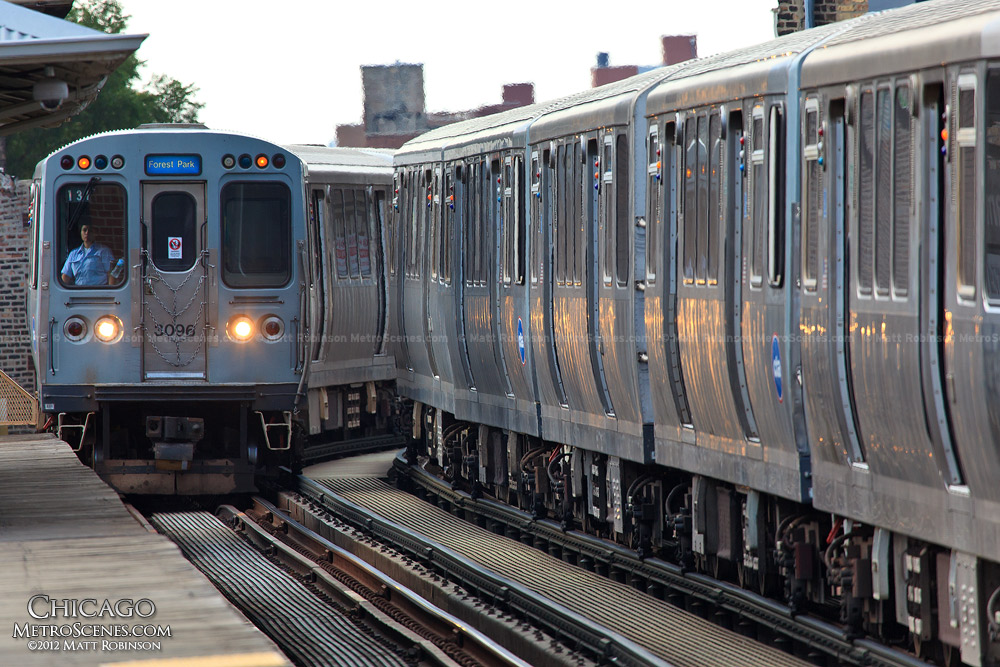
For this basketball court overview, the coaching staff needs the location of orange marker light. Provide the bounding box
[255,154,269,168]
[77,156,91,170]
[941,129,949,142]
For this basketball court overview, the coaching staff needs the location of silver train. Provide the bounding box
[390,1,1000,663]
[27,127,394,494]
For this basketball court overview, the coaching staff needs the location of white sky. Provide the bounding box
[116,1,780,146]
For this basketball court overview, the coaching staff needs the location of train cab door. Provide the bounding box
[139,182,208,380]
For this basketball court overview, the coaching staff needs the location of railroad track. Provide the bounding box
[288,455,820,667]
[386,453,932,667]
[151,504,529,667]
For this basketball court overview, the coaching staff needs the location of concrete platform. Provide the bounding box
[0,433,291,666]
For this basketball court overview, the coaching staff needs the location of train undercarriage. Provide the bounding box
[405,402,1000,667]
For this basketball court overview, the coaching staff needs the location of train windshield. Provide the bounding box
[56,181,127,289]
[221,181,291,287]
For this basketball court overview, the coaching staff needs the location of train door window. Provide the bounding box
[310,189,326,289]
[875,86,892,297]
[464,164,474,286]
[57,182,127,288]
[615,132,630,286]
[571,141,581,284]
[556,144,567,285]
[530,151,541,284]
[358,189,373,279]
[696,114,710,284]
[683,116,698,283]
[502,156,512,285]
[389,174,398,278]
[749,106,765,286]
[221,182,291,287]
[893,82,913,297]
[330,189,348,279]
[708,113,722,285]
[803,99,821,291]
[647,125,660,283]
[767,104,784,287]
[957,73,978,299]
[603,135,614,285]
[346,188,362,279]
[514,155,525,284]
[986,69,1000,302]
[858,89,875,295]
[442,170,454,284]
[151,191,196,272]
[429,170,439,281]
[28,180,39,289]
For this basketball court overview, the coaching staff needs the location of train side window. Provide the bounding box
[429,170,439,281]
[555,145,564,285]
[463,164,474,286]
[221,182,291,288]
[571,141,581,284]
[502,156,512,285]
[683,116,698,283]
[330,189,348,279]
[515,155,525,284]
[310,189,326,289]
[442,170,454,284]
[57,182,127,288]
[767,104,784,287]
[858,89,875,295]
[749,106,765,286]
[957,73,978,299]
[893,83,912,297]
[388,175,398,278]
[28,180,40,289]
[986,70,1000,302]
[646,125,660,283]
[875,87,892,297]
[615,132,630,286]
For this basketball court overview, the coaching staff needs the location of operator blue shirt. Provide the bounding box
[61,243,113,286]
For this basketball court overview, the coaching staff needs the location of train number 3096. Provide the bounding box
[153,323,197,338]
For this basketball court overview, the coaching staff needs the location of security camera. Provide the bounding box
[33,77,68,111]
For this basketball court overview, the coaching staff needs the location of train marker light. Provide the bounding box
[260,315,284,341]
[255,154,269,168]
[64,316,87,342]
[77,156,91,170]
[228,316,254,342]
[94,316,122,343]
[273,154,286,168]
[94,155,108,170]
[238,154,252,169]
[60,155,73,170]
[111,155,125,169]
[222,154,236,169]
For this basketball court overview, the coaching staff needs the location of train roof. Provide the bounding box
[284,144,394,183]
[802,0,1000,85]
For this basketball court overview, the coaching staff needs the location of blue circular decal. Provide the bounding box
[517,318,526,366]
[771,333,783,403]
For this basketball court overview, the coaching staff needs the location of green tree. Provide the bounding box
[5,0,203,179]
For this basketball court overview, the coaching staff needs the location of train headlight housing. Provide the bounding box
[94,315,122,343]
[63,316,87,342]
[260,315,284,341]
[228,315,254,342]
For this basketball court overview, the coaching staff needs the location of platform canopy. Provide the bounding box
[0,0,145,136]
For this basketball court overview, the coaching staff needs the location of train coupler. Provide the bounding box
[147,416,204,464]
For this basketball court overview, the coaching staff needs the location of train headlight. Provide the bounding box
[260,315,284,341]
[94,315,122,343]
[63,316,87,342]
[228,315,254,342]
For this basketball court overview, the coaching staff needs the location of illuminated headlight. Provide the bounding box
[63,316,87,342]
[260,315,284,341]
[94,315,122,343]
[228,315,254,342]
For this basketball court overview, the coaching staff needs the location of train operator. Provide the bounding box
[61,224,116,286]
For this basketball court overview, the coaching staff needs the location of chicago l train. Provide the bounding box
[391,0,1000,663]
[26,126,395,494]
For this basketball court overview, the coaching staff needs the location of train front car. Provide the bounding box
[27,126,306,494]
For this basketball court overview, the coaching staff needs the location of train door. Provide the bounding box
[587,137,615,417]
[140,182,207,380]
[453,163,476,390]
[491,157,515,398]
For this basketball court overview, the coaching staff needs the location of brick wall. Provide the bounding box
[0,178,34,398]
[776,0,869,35]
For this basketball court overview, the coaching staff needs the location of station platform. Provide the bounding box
[0,433,291,667]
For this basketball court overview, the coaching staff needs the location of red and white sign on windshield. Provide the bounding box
[167,237,182,259]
